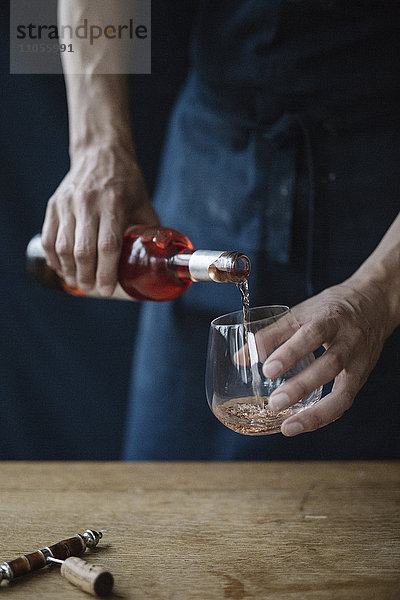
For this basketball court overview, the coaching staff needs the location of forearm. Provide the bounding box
[58,0,134,155]
[64,74,134,156]
[347,212,400,335]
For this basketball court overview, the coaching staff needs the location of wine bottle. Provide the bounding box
[26,225,251,302]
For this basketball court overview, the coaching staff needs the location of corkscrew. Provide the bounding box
[0,529,114,596]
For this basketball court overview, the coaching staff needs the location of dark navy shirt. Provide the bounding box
[191,1,400,112]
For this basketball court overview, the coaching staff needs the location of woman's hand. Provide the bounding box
[41,143,159,297]
[263,277,397,436]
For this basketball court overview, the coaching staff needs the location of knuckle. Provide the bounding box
[280,343,299,366]
[290,378,310,400]
[304,413,324,432]
[107,190,124,207]
[41,235,54,253]
[55,240,73,257]
[324,351,343,375]
[56,192,73,211]
[47,194,58,210]
[74,245,95,263]
[340,390,354,411]
[98,235,120,255]
[304,320,326,343]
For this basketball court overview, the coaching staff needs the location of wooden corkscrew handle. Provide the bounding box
[59,557,114,597]
[5,535,85,579]
[0,530,104,584]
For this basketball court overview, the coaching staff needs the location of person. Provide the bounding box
[42,1,400,459]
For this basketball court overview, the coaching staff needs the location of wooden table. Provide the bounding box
[0,462,399,599]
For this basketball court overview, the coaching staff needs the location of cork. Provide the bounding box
[60,556,113,597]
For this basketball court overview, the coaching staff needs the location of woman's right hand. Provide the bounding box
[41,143,160,297]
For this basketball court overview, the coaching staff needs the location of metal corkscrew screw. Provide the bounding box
[0,529,113,596]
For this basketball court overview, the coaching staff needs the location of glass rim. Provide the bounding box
[211,305,291,328]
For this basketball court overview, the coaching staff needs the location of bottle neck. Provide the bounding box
[169,250,250,283]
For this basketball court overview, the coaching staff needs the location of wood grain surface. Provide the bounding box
[0,462,399,600]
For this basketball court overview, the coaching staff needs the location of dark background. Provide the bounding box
[0,2,198,459]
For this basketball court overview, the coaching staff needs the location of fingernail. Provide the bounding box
[269,392,290,411]
[282,421,304,437]
[263,360,283,377]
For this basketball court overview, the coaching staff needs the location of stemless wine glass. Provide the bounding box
[206,305,323,435]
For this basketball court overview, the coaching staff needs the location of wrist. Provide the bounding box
[69,128,135,158]
[69,139,137,174]
[347,261,400,336]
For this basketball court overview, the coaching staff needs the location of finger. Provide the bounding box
[280,373,355,437]
[268,340,351,411]
[96,212,125,297]
[234,311,300,366]
[42,198,61,271]
[55,214,76,286]
[260,312,301,355]
[263,318,336,378]
[74,215,99,292]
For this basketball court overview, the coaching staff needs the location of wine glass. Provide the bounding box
[206,305,323,435]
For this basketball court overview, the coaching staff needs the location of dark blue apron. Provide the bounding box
[123,1,400,459]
